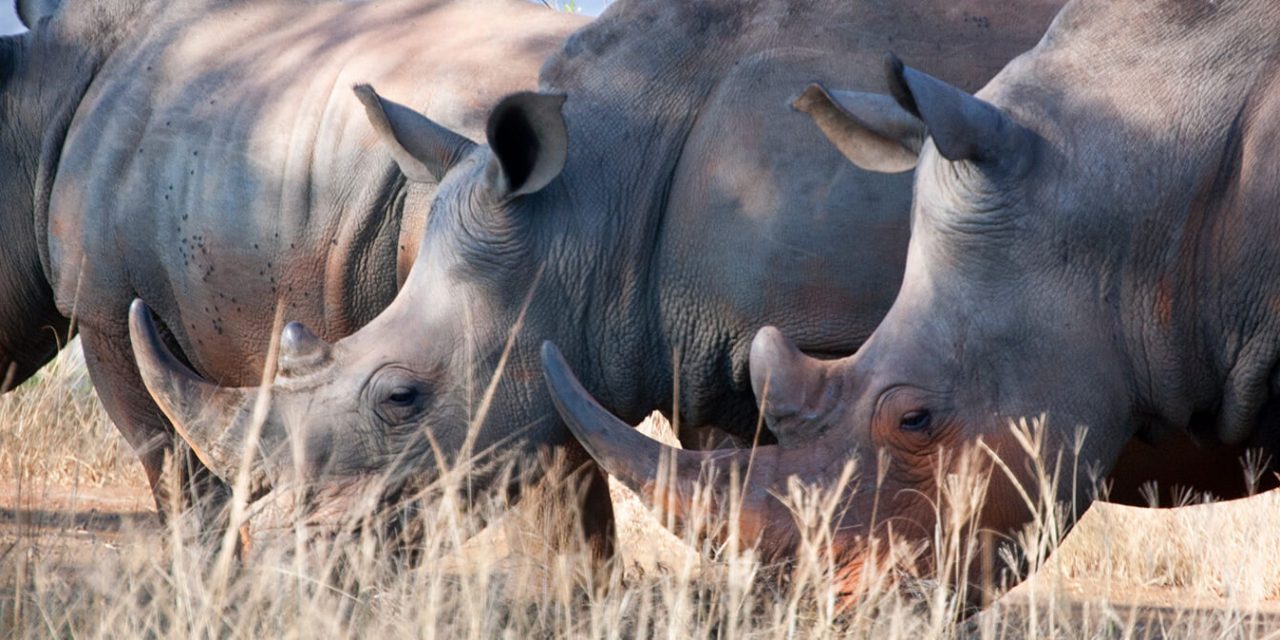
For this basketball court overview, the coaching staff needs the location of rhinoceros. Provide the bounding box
[550,0,1280,599]
[130,0,1067,549]
[3,0,581,514]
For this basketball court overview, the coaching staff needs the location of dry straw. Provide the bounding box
[2,342,1280,638]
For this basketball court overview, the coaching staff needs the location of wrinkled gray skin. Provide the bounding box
[132,0,1067,548]
[7,0,580,513]
[555,0,1280,601]
[0,0,74,392]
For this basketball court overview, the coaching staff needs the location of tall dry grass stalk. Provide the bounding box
[1,346,1279,638]
[0,340,135,490]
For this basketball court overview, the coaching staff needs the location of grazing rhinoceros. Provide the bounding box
[549,0,1280,600]
[4,0,582,514]
[130,0,1067,550]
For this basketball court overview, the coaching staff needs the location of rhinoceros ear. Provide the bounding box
[354,84,477,184]
[793,83,924,173]
[16,0,59,28]
[749,327,840,445]
[884,54,1025,164]
[484,92,568,199]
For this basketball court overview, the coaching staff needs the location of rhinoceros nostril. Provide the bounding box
[278,322,331,377]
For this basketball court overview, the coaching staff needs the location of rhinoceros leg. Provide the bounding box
[578,461,616,563]
[1104,431,1280,507]
[79,323,229,527]
[525,444,616,568]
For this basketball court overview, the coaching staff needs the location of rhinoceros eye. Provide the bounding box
[371,371,430,426]
[899,410,932,433]
[387,387,417,406]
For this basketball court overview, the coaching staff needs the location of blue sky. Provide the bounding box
[1,5,20,34]
[541,0,611,15]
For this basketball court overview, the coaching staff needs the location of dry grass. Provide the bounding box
[2,343,1279,638]
[0,341,137,489]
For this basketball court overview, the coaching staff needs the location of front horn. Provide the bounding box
[129,299,262,480]
[541,341,793,550]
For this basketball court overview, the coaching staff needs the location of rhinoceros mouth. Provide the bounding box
[239,475,423,558]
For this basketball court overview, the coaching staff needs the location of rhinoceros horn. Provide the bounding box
[277,321,331,378]
[129,299,262,480]
[541,341,796,551]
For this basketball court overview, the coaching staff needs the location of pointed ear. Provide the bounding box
[749,327,840,445]
[16,0,59,28]
[484,92,568,198]
[354,84,477,183]
[794,83,924,173]
[884,54,1025,163]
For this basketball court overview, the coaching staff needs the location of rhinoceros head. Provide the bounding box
[129,85,575,531]
[547,54,1153,597]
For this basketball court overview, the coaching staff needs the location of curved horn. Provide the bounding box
[129,299,260,479]
[541,341,787,547]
